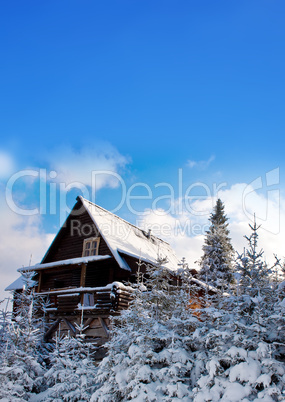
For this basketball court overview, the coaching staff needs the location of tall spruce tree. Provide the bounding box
[235,218,285,348]
[236,217,271,298]
[91,259,199,401]
[199,198,234,290]
[193,220,285,401]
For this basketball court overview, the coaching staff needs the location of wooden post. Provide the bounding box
[63,318,76,336]
[44,318,61,341]
[99,317,110,338]
[108,266,114,283]
[80,263,87,305]
[37,271,42,293]
[80,263,87,287]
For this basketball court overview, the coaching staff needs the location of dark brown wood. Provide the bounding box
[44,318,61,341]
[62,318,76,335]
[57,294,80,312]
[80,263,87,287]
[40,265,81,292]
[117,302,131,309]
[41,199,111,264]
[37,272,42,293]
[80,263,87,305]
[99,317,110,338]
[108,265,114,283]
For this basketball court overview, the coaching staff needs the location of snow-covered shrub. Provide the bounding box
[38,330,97,402]
[0,297,11,356]
[192,305,285,401]
[0,347,46,401]
[0,272,47,401]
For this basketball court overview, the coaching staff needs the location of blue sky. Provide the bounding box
[1,1,285,297]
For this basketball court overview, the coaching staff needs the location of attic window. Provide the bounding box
[82,237,100,257]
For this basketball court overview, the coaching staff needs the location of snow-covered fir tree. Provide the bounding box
[236,217,271,297]
[0,272,47,401]
[1,218,285,401]
[192,303,285,401]
[199,198,234,290]
[93,246,285,401]
[92,258,199,401]
[192,220,285,401]
[0,297,11,356]
[234,218,283,344]
[39,321,97,402]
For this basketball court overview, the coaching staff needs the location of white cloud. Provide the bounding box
[0,143,130,301]
[0,150,16,180]
[46,143,130,190]
[138,183,285,269]
[0,143,131,302]
[187,155,215,170]
[0,190,54,302]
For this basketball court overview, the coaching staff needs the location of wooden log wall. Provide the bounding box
[42,284,133,315]
[42,206,111,264]
[40,266,81,291]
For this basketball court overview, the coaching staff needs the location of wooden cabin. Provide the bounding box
[6,196,180,346]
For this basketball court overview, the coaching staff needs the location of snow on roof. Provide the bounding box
[190,277,218,293]
[80,196,180,271]
[17,255,111,273]
[5,276,35,291]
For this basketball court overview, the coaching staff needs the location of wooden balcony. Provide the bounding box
[37,281,133,316]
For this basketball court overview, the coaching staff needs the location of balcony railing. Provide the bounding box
[37,281,133,315]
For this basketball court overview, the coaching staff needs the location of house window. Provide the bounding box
[82,237,100,257]
[83,293,95,307]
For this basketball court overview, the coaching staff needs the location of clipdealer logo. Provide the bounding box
[4,167,281,235]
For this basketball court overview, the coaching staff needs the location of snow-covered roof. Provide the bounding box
[5,276,35,291]
[80,196,180,271]
[190,278,218,293]
[17,255,111,273]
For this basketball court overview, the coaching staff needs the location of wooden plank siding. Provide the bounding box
[41,200,110,264]
[40,265,82,291]
[39,259,120,292]
[85,260,115,288]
